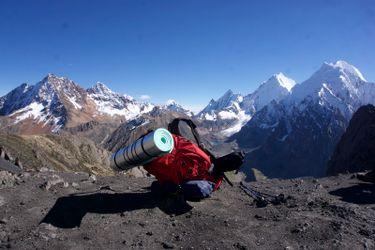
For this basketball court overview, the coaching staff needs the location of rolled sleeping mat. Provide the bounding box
[110,128,174,171]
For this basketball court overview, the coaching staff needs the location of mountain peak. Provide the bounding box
[39,73,79,93]
[166,99,178,106]
[43,73,66,82]
[271,72,296,91]
[321,60,366,82]
[163,99,192,115]
[224,89,234,95]
[90,82,113,94]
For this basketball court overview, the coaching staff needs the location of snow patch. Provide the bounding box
[67,96,82,110]
[275,73,296,91]
[10,102,45,123]
[221,111,251,136]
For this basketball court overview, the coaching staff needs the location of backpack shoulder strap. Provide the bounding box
[168,118,215,159]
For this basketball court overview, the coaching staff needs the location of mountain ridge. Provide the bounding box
[0,75,189,134]
[195,72,296,136]
[232,60,375,179]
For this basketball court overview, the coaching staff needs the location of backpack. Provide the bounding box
[168,118,245,176]
[144,133,222,189]
[144,118,244,199]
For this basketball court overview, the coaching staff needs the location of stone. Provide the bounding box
[88,174,97,183]
[233,242,247,250]
[15,157,23,170]
[0,147,5,159]
[0,196,5,207]
[162,242,176,249]
[39,167,50,172]
[72,182,80,188]
[39,174,65,190]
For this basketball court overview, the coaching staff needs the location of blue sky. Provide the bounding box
[0,0,374,112]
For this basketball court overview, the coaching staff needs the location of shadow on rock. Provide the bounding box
[329,183,375,204]
[41,192,192,228]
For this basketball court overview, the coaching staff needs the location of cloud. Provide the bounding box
[140,95,151,101]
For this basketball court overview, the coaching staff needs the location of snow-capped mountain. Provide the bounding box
[196,73,296,136]
[289,60,369,119]
[232,60,375,179]
[0,74,90,132]
[0,74,167,134]
[242,73,296,113]
[163,99,193,116]
[197,90,243,121]
[87,82,154,120]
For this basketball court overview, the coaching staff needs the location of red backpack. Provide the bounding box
[144,134,223,190]
[144,118,244,191]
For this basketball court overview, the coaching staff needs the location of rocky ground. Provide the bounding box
[0,167,374,250]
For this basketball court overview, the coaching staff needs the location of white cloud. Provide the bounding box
[140,95,151,101]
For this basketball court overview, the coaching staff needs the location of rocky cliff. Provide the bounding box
[327,104,375,175]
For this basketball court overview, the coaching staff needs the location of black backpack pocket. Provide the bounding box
[212,151,245,174]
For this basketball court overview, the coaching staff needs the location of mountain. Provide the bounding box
[327,104,375,175]
[87,82,154,120]
[242,72,296,113]
[195,90,247,136]
[290,60,369,119]
[0,74,161,134]
[196,73,296,136]
[0,74,97,133]
[163,99,193,116]
[232,60,375,179]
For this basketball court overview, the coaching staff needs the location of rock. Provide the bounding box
[138,222,146,227]
[39,167,50,173]
[0,218,8,224]
[125,167,149,178]
[0,171,18,188]
[15,157,23,170]
[327,104,375,175]
[251,168,268,181]
[359,228,371,237]
[0,196,5,206]
[71,182,80,188]
[20,172,31,178]
[233,242,248,250]
[162,241,176,249]
[254,214,267,220]
[88,174,97,183]
[4,151,13,162]
[0,158,22,174]
[39,174,66,191]
[0,147,5,159]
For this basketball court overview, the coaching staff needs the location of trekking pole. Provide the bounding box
[240,182,269,207]
[240,182,286,207]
